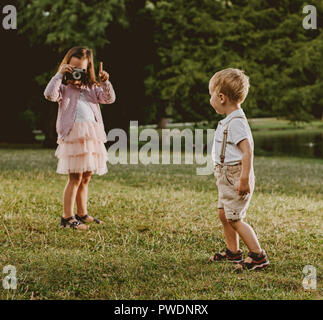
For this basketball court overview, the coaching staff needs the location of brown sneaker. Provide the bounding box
[210,248,243,263]
[235,250,270,271]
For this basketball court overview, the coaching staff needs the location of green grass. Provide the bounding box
[248,118,323,131]
[157,118,323,131]
[0,149,322,300]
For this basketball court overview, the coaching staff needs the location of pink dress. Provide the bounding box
[54,90,108,175]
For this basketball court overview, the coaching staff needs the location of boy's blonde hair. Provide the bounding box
[209,68,250,103]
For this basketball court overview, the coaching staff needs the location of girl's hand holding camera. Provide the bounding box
[59,64,73,75]
[59,61,109,82]
[98,62,109,82]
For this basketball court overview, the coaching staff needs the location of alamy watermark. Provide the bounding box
[2,5,16,30]
[302,265,317,290]
[2,265,17,289]
[106,121,214,175]
[303,5,317,29]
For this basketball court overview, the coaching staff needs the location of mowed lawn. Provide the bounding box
[0,148,322,300]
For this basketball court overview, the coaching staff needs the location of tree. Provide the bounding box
[2,0,322,146]
[147,0,323,123]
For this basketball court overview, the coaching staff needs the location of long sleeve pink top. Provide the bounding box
[44,72,116,142]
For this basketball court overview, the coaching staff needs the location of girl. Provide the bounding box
[44,46,116,230]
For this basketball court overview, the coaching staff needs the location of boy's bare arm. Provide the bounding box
[237,138,253,195]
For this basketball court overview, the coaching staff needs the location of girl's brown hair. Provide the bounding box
[58,46,99,86]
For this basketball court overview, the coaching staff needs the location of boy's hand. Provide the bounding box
[237,178,250,196]
[237,139,252,197]
[98,61,109,82]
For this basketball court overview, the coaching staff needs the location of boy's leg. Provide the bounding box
[219,168,268,268]
[228,219,261,254]
[219,209,239,252]
[211,208,243,262]
[229,219,269,270]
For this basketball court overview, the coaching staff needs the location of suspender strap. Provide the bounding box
[220,116,246,164]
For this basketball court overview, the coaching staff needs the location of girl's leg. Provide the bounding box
[228,220,261,254]
[62,173,88,229]
[75,171,96,222]
[63,172,82,218]
[219,209,239,252]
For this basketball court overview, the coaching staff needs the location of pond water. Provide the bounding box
[139,129,323,159]
[253,131,323,158]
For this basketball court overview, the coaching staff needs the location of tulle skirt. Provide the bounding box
[55,121,108,175]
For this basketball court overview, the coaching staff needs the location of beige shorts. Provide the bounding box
[214,163,255,221]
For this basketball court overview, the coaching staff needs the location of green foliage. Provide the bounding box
[147,0,323,122]
[18,0,127,53]
[15,0,323,132]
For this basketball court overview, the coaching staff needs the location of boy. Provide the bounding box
[209,68,269,270]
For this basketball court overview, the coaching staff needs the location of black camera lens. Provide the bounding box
[72,71,82,80]
[64,68,87,84]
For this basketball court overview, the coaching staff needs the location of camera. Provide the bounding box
[63,68,87,83]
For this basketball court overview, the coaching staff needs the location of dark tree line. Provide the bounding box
[0,0,322,146]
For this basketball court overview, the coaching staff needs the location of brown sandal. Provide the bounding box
[60,216,88,230]
[75,214,103,225]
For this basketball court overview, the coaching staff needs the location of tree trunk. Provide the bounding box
[157,117,168,129]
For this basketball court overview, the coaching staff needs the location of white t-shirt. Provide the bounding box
[211,108,254,164]
[75,90,96,123]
